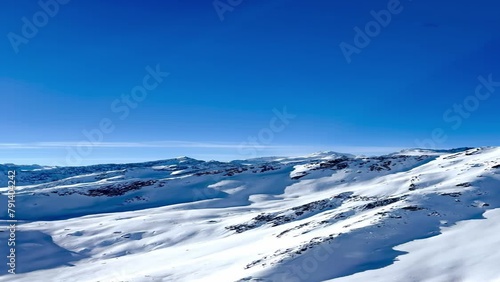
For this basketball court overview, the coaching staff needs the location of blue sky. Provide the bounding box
[1,0,500,165]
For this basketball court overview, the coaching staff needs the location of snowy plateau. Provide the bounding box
[1,147,500,282]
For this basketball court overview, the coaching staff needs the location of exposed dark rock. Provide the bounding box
[227,193,352,234]
[440,192,462,197]
[362,197,402,210]
[224,167,248,176]
[370,160,392,172]
[291,172,308,180]
[465,148,481,156]
[194,170,222,176]
[401,206,423,211]
[314,157,350,170]
[260,165,278,173]
[86,180,157,197]
[409,183,417,191]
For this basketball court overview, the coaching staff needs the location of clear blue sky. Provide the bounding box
[1,0,500,165]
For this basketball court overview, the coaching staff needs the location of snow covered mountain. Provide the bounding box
[1,147,500,282]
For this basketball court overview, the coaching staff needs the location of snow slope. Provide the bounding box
[1,147,500,282]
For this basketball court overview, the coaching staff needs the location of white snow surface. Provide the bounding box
[1,147,500,282]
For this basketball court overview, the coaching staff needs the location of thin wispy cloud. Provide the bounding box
[333,146,406,154]
[0,141,404,155]
[0,141,303,150]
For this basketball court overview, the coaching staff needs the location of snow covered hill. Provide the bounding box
[1,147,500,282]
